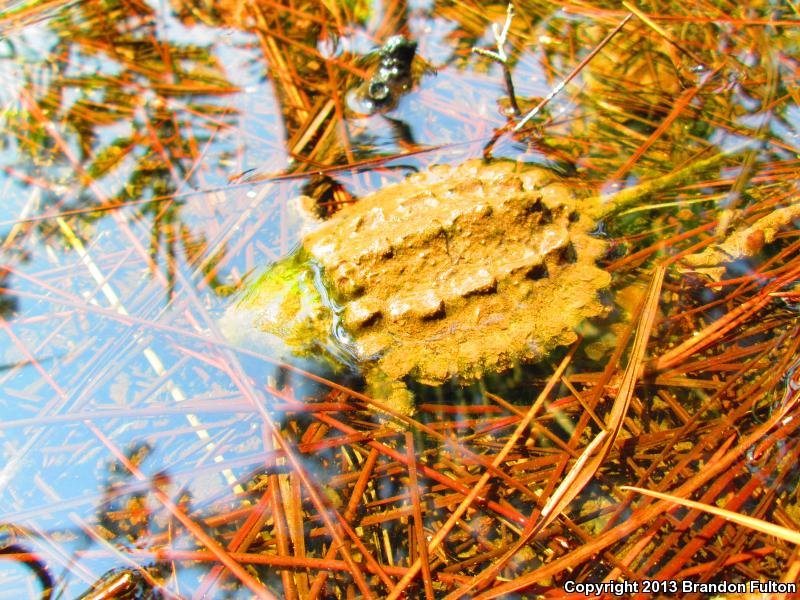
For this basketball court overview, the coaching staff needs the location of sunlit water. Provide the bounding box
[1,0,798,597]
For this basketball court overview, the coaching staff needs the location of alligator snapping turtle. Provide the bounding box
[221,153,732,415]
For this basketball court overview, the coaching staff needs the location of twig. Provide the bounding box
[513,13,634,132]
[472,3,520,116]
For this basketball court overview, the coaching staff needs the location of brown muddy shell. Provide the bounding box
[302,160,611,398]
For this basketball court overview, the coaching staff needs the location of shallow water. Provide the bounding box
[1,0,798,598]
